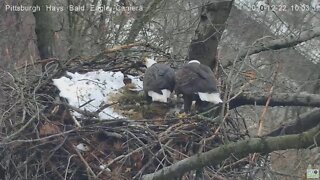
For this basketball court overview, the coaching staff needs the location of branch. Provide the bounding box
[142,125,320,180]
[266,108,320,137]
[124,0,164,44]
[224,26,320,67]
[229,92,320,109]
[102,42,145,54]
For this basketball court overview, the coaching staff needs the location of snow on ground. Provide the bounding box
[53,70,142,119]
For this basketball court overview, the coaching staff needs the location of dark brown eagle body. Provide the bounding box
[175,60,222,112]
[143,63,175,103]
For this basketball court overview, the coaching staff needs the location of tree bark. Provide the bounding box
[142,124,320,180]
[188,0,233,69]
[33,0,55,60]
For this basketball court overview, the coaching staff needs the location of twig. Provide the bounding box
[0,129,76,145]
[55,101,98,118]
[73,145,97,179]
[3,114,38,141]
[64,154,77,180]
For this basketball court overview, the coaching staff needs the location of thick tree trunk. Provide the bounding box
[33,0,55,60]
[188,0,233,69]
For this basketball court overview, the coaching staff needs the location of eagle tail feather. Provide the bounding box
[198,92,223,104]
[148,89,171,103]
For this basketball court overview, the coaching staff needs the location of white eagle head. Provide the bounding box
[144,57,157,68]
[188,60,201,64]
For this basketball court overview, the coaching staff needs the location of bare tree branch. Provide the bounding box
[224,26,320,67]
[230,92,320,109]
[124,0,164,44]
[266,108,320,137]
[142,124,320,180]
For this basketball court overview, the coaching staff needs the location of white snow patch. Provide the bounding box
[53,70,142,119]
[99,164,111,172]
[198,92,223,104]
[148,89,171,103]
[76,143,90,151]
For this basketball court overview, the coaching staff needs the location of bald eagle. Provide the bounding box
[175,60,222,113]
[143,58,175,103]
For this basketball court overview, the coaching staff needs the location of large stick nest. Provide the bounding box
[0,45,250,180]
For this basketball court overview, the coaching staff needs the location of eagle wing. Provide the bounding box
[143,64,175,94]
[176,63,218,95]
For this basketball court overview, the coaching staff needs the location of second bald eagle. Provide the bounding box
[143,58,175,103]
[175,60,223,113]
